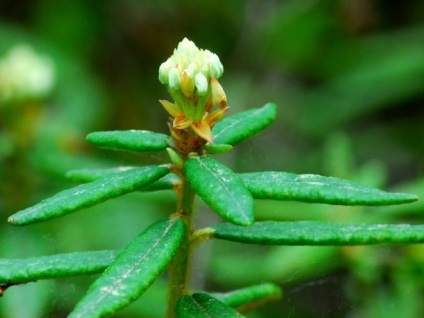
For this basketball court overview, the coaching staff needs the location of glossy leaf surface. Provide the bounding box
[176,293,245,318]
[185,157,254,226]
[9,165,170,225]
[212,283,282,309]
[0,250,118,284]
[213,221,424,245]
[66,168,180,191]
[239,171,418,205]
[69,217,185,318]
[212,103,277,145]
[86,130,171,153]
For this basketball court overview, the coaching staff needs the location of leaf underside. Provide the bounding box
[0,250,118,284]
[86,130,171,153]
[176,293,245,318]
[185,157,254,226]
[239,171,418,206]
[213,221,424,245]
[8,165,170,226]
[212,103,277,146]
[69,217,185,318]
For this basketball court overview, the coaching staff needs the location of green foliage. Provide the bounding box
[86,130,172,153]
[212,103,277,146]
[1,5,424,315]
[240,171,417,205]
[0,250,117,284]
[1,99,420,317]
[212,221,424,245]
[70,217,185,318]
[211,283,282,309]
[176,293,244,318]
[185,156,254,226]
[8,165,170,225]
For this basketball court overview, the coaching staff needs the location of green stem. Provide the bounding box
[166,174,196,317]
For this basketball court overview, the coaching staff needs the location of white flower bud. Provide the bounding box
[186,63,198,78]
[168,67,181,90]
[158,58,173,84]
[195,73,208,96]
[200,63,210,78]
[177,38,199,63]
[208,54,223,78]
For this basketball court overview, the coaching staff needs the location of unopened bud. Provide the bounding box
[168,67,181,90]
[180,71,195,97]
[176,38,199,64]
[208,54,223,78]
[158,58,173,84]
[195,73,208,96]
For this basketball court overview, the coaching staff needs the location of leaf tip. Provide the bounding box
[7,215,20,225]
[264,102,277,112]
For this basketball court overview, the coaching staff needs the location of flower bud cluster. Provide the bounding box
[0,45,55,106]
[158,38,228,145]
[159,38,223,97]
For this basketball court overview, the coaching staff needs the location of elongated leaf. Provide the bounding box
[213,221,424,245]
[66,168,180,191]
[185,157,254,226]
[204,143,233,154]
[69,217,185,318]
[239,171,418,205]
[86,130,171,153]
[66,167,136,182]
[212,103,277,145]
[212,283,282,310]
[176,293,245,318]
[8,165,170,225]
[0,251,118,284]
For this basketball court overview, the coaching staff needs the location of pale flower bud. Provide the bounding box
[180,71,195,97]
[176,38,199,64]
[168,67,181,90]
[208,54,223,78]
[158,58,173,84]
[195,73,208,96]
[158,38,223,95]
[158,38,227,133]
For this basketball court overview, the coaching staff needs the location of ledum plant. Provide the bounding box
[1,38,422,317]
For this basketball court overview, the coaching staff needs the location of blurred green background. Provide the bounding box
[1,0,423,317]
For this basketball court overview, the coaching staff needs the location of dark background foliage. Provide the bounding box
[1,1,423,317]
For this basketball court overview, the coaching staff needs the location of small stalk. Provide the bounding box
[166,173,196,317]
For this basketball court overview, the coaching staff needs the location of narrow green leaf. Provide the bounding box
[185,157,254,226]
[66,167,136,182]
[8,165,170,225]
[176,293,245,318]
[86,130,171,153]
[239,171,418,205]
[69,217,185,318]
[0,251,118,284]
[212,103,277,145]
[213,221,424,245]
[66,168,180,191]
[212,283,282,310]
[204,143,233,154]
